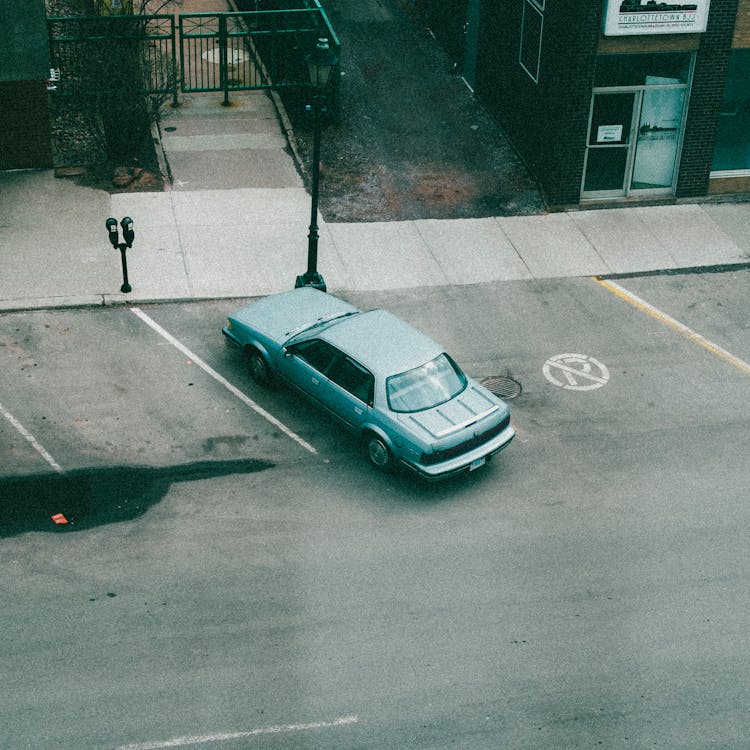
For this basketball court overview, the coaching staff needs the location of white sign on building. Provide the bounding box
[603,0,710,35]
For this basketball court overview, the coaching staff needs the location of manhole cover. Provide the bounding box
[479,376,522,399]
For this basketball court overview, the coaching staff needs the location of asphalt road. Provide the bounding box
[1,271,749,749]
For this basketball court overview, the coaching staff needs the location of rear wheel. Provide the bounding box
[246,348,271,386]
[365,433,394,473]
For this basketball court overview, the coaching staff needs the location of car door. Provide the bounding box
[278,339,338,404]
[320,354,375,428]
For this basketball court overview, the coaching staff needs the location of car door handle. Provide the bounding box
[311,377,320,386]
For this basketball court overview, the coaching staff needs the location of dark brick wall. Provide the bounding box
[475,0,602,205]
[0,81,53,170]
[539,0,603,204]
[435,0,740,204]
[677,0,740,196]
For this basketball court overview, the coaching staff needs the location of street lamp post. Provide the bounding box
[105,216,135,293]
[295,38,338,293]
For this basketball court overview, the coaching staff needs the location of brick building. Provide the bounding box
[424,0,750,207]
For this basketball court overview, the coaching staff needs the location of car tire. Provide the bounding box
[246,348,272,386]
[365,433,394,473]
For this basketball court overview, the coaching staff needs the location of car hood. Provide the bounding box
[231,288,360,345]
[398,383,507,440]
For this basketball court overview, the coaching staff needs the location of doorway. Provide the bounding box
[582,81,687,199]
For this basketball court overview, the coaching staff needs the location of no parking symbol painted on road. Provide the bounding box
[543,353,610,391]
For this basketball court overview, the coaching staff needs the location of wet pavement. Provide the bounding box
[292,0,547,222]
[0,459,271,537]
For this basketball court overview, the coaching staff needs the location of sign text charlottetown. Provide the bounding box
[603,0,710,35]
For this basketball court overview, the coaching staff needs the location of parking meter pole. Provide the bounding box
[119,247,132,293]
[105,216,135,294]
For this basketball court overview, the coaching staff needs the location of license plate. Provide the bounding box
[469,457,486,472]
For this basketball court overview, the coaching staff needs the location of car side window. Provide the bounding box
[289,339,338,374]
[328,356,374,406]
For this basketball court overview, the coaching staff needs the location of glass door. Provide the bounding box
[631,83,685,191]
[582,92,637,197]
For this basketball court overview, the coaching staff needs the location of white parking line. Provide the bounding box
[115,715,359,750]
[594,278,750,375]
[130,307,318,455]
[0,398,63,474]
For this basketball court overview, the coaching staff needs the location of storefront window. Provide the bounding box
[712,49,750,172]
[594,52,692,87]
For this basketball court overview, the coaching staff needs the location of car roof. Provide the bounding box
[319,309,443,376]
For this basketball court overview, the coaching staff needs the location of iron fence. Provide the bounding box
[48,3,339,105]
[47,14,177,102]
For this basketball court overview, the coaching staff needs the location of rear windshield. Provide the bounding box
[386,354,467,413]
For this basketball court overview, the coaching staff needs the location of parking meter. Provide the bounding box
[105,217,119,249]
[121,217,134,248]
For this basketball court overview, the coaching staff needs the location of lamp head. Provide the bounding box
[306,38,338,89]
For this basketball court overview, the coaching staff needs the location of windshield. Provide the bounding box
[284,311,360,344]
[386,354,467,413]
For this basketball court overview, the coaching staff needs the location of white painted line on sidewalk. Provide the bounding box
[130,307,318,455]
[594,278,750,375]
[0,398,64,474]
[116,715,359,750]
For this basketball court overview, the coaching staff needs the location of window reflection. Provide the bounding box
[712,50,750,172]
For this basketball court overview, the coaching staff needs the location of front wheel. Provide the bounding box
[365,433,394,473]
[246,348,272,386]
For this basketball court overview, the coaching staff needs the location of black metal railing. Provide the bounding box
[48,2,339,104]
[48,14,177,102]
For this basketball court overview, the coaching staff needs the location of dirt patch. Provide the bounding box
[46,0,165,194]
[289,0,546,223]
[49,97,164,193]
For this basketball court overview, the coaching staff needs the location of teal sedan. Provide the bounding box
[223,288,514,480]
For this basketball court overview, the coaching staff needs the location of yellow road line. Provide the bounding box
[593,277,750,376]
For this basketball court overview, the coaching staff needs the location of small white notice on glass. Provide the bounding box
[597,124,623,143]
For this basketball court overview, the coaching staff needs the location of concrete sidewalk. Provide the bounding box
[1,89,749,312]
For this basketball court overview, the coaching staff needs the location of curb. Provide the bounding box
[269,89,307,177]
[151,118,173,191]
